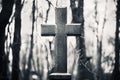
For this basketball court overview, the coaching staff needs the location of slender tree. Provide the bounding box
[111,0,120,80]
[24,0,36,79]
[93,0,106,80]
[0,0,14,79]
[70,0,86,80]
[12,0,22,80]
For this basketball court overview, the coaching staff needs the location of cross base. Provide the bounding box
[49,73,71,80]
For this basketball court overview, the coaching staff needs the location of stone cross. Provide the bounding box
[41,7,81,80]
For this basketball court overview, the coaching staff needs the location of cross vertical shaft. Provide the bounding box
[55,8,67,73]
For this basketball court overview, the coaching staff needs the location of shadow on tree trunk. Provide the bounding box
[0,0,14,79]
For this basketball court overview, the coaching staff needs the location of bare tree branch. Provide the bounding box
[45,0,53,23]
[7,0,26,33]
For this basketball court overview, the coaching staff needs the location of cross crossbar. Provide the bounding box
[41,24,55,36]
[41,23,81,36]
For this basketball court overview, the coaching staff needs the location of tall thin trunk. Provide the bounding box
[93,0,104,79]
[24,0,35,79]
[111,0,120,80]
[12,0,22,80]
[95,39,103,80]
[70,0,86,80]
[94,0,108,79]
[0,0,14,80]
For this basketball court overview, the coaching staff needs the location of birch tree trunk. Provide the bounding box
[94,0,104,80]
[24,0,35,79]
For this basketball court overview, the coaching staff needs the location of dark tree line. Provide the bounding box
[0,0,14,80]
[0,0,23,80]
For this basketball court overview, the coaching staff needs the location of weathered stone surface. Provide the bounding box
[41,24,55,36]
